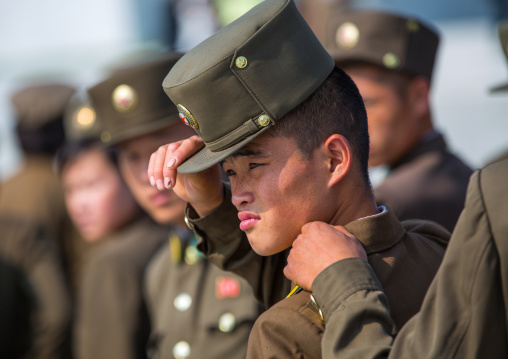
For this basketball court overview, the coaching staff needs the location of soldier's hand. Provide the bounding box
[284,222,367,292]
[147,135,224,217]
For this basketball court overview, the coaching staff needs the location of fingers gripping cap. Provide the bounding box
[162,0,335,174]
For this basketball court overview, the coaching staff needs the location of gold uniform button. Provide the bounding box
[74,106,96,131]
[173,341,191,359]
[218,312,236,333]
[174,293,192,312]
[258,114,270,127]
[235,56,248,69]
[184,246,200,265]
[383,52,400,69]
[100,131,112,143]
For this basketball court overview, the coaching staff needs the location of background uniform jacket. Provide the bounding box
[0,215,72,359]
[74,216,167,359]
[144,230,263,359]
[315,159,508,359]
[189,187,449,358]
[374,133,472,232]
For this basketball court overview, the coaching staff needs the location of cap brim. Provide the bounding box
[177,125,272,174]
[102,113,181,147]
[490,82,508,93]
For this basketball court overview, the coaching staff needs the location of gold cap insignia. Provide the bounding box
[336,22,360,49]
[73,106,96,131]
[177,104,199,129]
[112,84,138,113]
[383,52,400,69]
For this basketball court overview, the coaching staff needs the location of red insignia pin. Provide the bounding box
[216,277,240,299]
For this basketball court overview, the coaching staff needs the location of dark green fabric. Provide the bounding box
[88,53,183,146]
[325,10,439,80]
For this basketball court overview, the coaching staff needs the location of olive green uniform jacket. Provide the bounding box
[0,155,84,291]
[0,215,72,359]
[315,159,508,359]
[144,230,263,359]
[74,216,167,359]
[188,186,449,358]
[374,133,473,233]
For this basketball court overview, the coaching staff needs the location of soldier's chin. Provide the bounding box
[248,236,285,257]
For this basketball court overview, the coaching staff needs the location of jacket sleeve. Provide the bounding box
[189,184,291,308]
[313,258,395,359]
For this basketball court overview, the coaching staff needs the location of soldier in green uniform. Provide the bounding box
[147,0,449,357]
[57,99,166,359]
[282,20,508,359]
[285,158,508,359]
[87,53,262,359]
[0,83,75,359]
[0,84,78,271]
[322,10,473,232]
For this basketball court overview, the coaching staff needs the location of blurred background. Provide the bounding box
[1,0,508,181]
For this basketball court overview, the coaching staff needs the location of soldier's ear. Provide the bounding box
[324,134,351,186]
[408,76,430,119]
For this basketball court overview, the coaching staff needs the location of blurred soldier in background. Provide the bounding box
[0,216,72,359]
[56,96,169,359]
[88,52,262,359]
[0,83,76,359]
[324,10,473,232]
[0,84,79,273]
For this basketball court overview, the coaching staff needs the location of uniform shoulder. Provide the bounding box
[401,219,450,247]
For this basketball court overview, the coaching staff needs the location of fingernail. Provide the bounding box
[167,158,176,168]
[150,176,155,186]
[156,179,164,191]
[164,177,171,188]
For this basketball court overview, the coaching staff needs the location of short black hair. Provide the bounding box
[16,117,65,156]
[269,66,371,188]
[55,139,117,175]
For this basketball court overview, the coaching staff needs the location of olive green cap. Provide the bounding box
[490,21,508,93]
[163,0,335,174]
[88,52,183,146]
[63,93,102,141]
[324,10,439,80]
[11,84,76,129]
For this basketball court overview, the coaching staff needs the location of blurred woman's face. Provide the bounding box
[63,148,139,242]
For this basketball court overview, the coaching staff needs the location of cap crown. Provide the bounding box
[163,0,334,173]
[88,53,183,145]
[12,84,75,129]
[325,10,439,80]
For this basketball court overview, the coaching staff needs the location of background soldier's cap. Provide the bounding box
[163,0,334,174]
[324,10,440,80]
[11,84,76,129]
[63,92,102,142]
[88,52,183,146]
[490,21,508,93]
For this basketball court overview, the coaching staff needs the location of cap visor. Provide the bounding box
[177,125,272,174]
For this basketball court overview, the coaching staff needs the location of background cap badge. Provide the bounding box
[177,104,199,129]
[336,22,360,49]
[112,84,138,113]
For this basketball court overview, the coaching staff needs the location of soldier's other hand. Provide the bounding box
[284,222,367,291]
[147,136,224,217]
